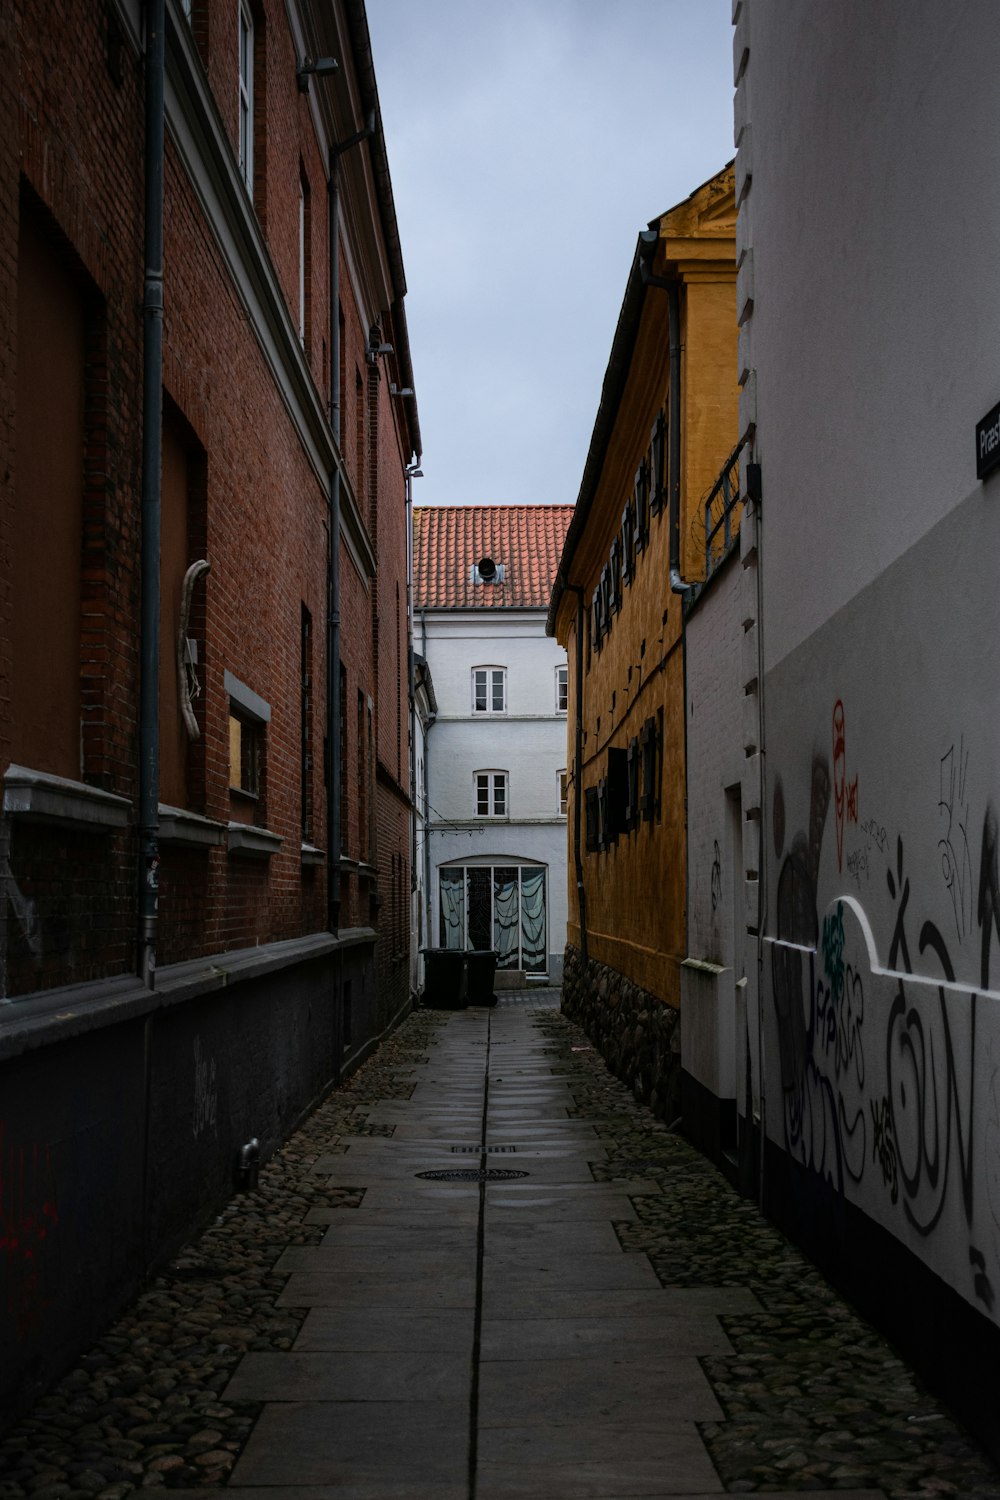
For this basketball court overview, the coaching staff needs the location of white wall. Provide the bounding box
[744,2,1000,671]
[740,0,1000,1331]
[683,554,755,1105]
[419,608,569,975]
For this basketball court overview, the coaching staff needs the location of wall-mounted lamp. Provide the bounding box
[297,56,339,91]
[406,465,424,478]
[367,325,394,363]
[390,384,414,397]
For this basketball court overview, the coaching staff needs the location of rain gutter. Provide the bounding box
[138,0,165,988]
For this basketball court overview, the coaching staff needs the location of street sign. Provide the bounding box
[976,400,1000,481]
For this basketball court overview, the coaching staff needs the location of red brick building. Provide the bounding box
[0,0,418,1420]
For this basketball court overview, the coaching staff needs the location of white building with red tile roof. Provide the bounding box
[412,505,573,985]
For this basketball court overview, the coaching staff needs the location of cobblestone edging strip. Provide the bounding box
[561,942,682,1124]
[0,1010,445,1500]
[533,1009,1000,1500]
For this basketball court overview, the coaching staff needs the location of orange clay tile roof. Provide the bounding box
[412,505,575,610]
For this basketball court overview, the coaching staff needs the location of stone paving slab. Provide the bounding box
[346,1183,481,1212]
[480,1312,736,1359]
[303,1205,475,1230]
[229,1400,467,1488]
[174,1489,466,1500]
[272,1244,473,1275]
[483,1218,624,1250]
[477,1355,724,1425]
[485,1192,640,1219]
[475,1421,723,1496]
[482,1250,661,1290]
[276,1271,477,1308]
[294,1307,473,1354]
[222,1351,466,1403]
[302,1215,472,1244]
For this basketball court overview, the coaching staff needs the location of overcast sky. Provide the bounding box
[366,0,736,509]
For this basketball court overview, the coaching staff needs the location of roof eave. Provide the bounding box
[546,235,651,636]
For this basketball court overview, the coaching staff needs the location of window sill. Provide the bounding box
[159,804,226,848]
[301,842,326,867]
[227,823,282,859]
[3,765,131,832]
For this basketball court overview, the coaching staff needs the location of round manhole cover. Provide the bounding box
[416,1168,530,1182]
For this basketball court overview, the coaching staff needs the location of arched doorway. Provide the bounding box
[438,860,547,975]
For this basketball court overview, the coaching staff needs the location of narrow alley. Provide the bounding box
[1,995,998,1500]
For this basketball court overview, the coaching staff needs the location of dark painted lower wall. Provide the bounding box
[0,932,392,1434]
[561,944,681,1123]
[762,1134,1000,1466]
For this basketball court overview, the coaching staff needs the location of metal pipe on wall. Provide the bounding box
[326,146,342,936]
[138,0,165,988]
[666,279,687,600]
[326,113,375,938]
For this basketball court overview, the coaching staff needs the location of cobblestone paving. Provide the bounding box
[2,998,999,1498]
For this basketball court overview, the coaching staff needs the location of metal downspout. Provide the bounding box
[421,608,433,947]
[327,148,342,938]
[666,280,688,600]
[327,114,375,940]
[564,584,588,966]
[405,464,420,1000]
[138,0,165,988]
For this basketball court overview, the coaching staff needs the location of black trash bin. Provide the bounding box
[420,948,468,1009]
[466,949,498,1007]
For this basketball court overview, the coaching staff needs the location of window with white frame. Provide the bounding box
[472,666,506,714]
[475,770,507,817]
[238,0,254,196]
[558,769,568,816]
[555,663,568,713]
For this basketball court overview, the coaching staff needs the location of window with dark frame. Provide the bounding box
[229,710,261,798]
[625,736,640,830]
[597,777,609,851]
[300,606,313,842]
[609,537,622,614]
[650,410,667,515]
[238,0,254,195]
[226,671,269,821]
[585,786,599,852]
[606,747,628,843]
[639,713,662,822]
[621,500,635,586]
[635,457,650,553]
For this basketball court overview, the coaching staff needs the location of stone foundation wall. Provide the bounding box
[561,945,681,1123]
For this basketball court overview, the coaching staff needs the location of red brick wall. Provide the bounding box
[1,0,413,999]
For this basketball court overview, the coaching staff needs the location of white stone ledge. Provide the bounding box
[3,765,131,831]
[159,804,226,848]
[227,823,282,858]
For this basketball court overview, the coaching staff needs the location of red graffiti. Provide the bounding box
[0,1123,60,1337]
[832,699,859,872]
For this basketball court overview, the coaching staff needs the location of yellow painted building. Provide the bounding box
[547,164,738,1117]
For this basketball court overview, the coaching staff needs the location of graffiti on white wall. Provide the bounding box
[769,711,1000,1323]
